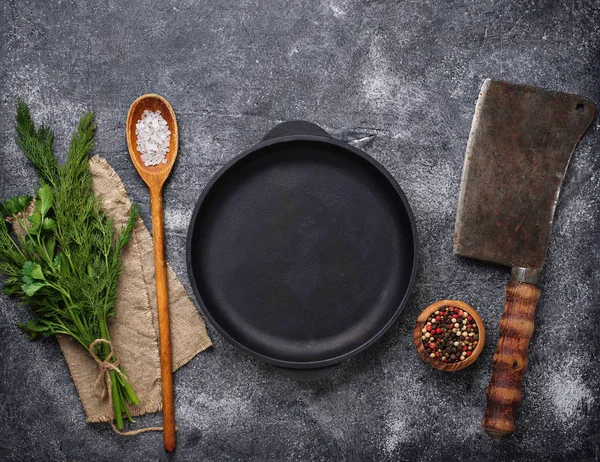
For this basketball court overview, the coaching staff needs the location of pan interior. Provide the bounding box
[188,140,415,364]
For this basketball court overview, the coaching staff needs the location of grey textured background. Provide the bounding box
[0,0,599,461]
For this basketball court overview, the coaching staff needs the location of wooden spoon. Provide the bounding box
[126,94,178,453]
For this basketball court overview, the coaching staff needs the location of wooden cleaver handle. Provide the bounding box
[482,279,541,439]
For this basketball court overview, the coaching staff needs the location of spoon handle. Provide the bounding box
[150,187,176,453]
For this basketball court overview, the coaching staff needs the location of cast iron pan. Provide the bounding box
[187,121,418,380]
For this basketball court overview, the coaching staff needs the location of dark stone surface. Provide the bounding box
[0,0,599,460]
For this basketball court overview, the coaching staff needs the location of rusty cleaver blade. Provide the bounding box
[454,79,595,440]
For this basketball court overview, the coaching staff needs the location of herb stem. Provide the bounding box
[7,229,26,259]
[63,249,76,274]
[110,369,124,429]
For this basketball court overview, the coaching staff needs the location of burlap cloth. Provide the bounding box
[56,155,212,423]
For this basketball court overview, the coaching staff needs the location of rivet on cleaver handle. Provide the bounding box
[454,79,595,439]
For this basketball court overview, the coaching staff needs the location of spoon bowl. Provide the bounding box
[126,94,179,187]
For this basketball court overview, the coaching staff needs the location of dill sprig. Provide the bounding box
[0,100,140,429]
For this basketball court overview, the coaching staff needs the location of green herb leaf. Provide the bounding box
[30,264,44,280]
[2,277,21,295]
[0,195,32,217]
[28,212,42,231]
[15,99,60,187]
[21,261,44,282]
[21,274,33,285]
[21,261,34,277]
[41,217,55,232]
[17,318,53,340]
[3,286,19,296]
[37,184,53,216]
[22,281,44,296]
[45,235,56,258]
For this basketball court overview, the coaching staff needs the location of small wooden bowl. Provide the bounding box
[414,300,485,372]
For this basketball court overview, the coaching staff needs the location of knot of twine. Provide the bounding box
[89,339,165,436]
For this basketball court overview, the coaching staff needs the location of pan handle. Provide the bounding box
[273,364,340,382]
[262,120,330,141]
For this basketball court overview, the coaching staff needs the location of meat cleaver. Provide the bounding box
[454,79,595,439]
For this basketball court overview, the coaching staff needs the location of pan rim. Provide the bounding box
[186,134,419,369]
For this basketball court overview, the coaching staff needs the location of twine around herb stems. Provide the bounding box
[89,339,165,436]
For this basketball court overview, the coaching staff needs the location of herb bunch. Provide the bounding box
[0,101,140,429]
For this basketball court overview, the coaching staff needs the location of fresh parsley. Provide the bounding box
[0,100,140,429]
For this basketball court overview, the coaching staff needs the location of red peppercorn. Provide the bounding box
[435,316,441,321]
[429,342,436,349]
[462,345,467,351]
[426,325,432,331]
[435,328,442,334]
[467,315,473,321]
[466,351,472,357]
[458,310,463,316]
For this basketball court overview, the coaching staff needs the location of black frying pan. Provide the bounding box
[187,121,418,380]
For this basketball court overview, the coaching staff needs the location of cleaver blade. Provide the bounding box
[454,79,595,440]
[455,79,595,269]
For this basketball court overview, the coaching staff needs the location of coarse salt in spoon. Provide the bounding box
[126,94,178,453]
